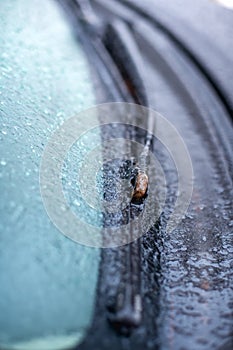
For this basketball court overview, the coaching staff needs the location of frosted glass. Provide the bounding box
[0,0,100,349]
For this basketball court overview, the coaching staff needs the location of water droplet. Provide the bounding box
[0,159,6,166]
[74,199,81,207]
[60,204,67,212]
[1,130,7,135]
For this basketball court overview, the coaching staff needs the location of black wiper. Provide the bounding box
[58,0,155,334]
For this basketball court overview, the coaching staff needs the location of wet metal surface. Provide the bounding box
[71,0,233,349]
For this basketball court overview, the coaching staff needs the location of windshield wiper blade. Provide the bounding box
[58,0,156,335]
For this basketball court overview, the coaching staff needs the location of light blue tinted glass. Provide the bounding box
[0,0,100,349]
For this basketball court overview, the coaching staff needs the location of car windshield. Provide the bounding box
[0,0,101,349]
